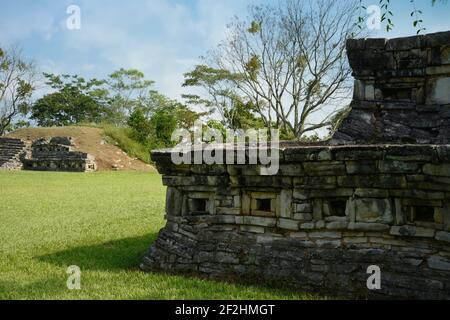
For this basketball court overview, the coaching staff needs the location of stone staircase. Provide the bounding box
[0,138,27,170]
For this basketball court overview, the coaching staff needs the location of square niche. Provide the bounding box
[242,192,279,217]
[184,192,215,216]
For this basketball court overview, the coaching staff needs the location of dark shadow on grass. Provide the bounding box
[37,233,157,271]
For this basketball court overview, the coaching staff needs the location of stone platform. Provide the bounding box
[142,31,450,299]
[0,136,96,172]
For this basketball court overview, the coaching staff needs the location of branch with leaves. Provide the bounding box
[357,0,447,34]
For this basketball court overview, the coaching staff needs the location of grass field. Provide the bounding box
[0,171,320,300]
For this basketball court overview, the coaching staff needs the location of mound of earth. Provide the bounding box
[7,126,155,172]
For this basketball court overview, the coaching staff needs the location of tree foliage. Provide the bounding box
[31,73,108,126]
[184,0,359,139]
[0,46,36,136]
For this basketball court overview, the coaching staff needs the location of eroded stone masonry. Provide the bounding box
[0,136,96,172]
[142,32,450,299]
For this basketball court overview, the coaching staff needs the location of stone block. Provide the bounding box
[315,220,326,229]
[312,199,323,221]
[293,213,313,221]
[216,252,239,264]
[307,188,354,198]
[299,222,315,230]
[427,77,450,104]
[390,226,435,238]
[279,189,293,218]
[355,188,389,198]
[166,187,183,216]
[215,207,240,215]
[315,239,342,248]
[289,232,308,239]
[385,146,436,162]
[326,221,349,230]
[295,203,312,213]
[302,161,346,176]
[435,231,450,243]
[343,237,368,245]
[443,203,450,232]
[233,196,241,208]
[389,189,445,200]
[211,215,236,224]
[293,189,308,200]
[348,222,390,232]
[338,175,407,189]
[191,165,226,175]
[355,198,394,224]
[334,147,384,161]
[278,164,304,176]
[423,164,450,177]
[239,225,265,234]
[378,161,421,174]
[294,176,336,189]
[284,147,332,162]
[237,216,277,227]
[346,198,356,223]
[428,256,450,271]
[277,218,300,231]
[394,198,406,225]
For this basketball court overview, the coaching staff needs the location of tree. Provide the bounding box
[128,89,205,147]
[31,73,108,126]
[128,107,152,144]
[107,68,156,124]
[184,0,358,140]
[0,46,36,136]
[149,109,177,148]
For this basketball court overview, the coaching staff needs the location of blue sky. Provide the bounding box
[1,0,450,100]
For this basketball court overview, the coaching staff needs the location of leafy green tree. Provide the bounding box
[127,108,152,144]
[31,73,107,126]
[107,68,156,124]
[149,109,177,148]
[0,46,36,136]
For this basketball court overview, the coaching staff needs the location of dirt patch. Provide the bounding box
[7,126,155,172]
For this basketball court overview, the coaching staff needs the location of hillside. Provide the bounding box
[6,126,155,172]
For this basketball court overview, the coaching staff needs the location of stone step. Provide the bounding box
[0,138,24,143]
[0,146,26,150]
[0,138,27,170]
[0,144,25,148]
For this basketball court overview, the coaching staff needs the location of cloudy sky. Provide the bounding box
[1,0,450,100]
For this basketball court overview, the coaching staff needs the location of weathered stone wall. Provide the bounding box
[142,145,450,299]
[332,31,450,144]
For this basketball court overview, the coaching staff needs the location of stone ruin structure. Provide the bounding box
[0,138,27,170]
[0,136,96,172]
[142,31,450,299]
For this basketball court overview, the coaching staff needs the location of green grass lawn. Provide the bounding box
[0,171,321,300]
